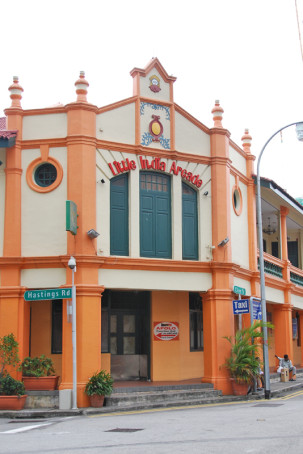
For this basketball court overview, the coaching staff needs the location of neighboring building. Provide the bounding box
[0,59,303,407]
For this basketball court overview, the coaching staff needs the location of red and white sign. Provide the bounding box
[108,156,203,189]
[153,322,179,341]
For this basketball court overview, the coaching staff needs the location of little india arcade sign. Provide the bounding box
[108,156,203,189]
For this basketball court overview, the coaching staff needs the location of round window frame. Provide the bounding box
[26,157,63,193]
[232,185,243,216]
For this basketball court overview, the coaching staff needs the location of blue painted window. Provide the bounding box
[140,172,171,258]
[182,182,198,260]
[110,174,129,256]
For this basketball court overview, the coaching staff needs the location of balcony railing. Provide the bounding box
[258,251,303,287]
[258,253,283,278]
[290,265,303,287]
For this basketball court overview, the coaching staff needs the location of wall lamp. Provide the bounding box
[203,191,209,196]
[218,237,229,247]
[99,179,105,184]
[87,229,100,239]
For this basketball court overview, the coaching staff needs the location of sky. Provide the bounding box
[1,0,303,197]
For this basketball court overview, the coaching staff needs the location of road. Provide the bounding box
[1,391,303,454]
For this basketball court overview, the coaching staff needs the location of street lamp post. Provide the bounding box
[68,256,77,409]
[257,122,303,400]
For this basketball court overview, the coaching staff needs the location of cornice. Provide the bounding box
[0,286,26,298]
[4,107,24,116]
[21,138,67,149]
[100,257,212,273]
[73,284,105,297]
[210,261,240,274]
[209,127,231,138]
[65,102,98,113]
[66,135,97,147]
[139,97,173,108]
[21,106,67,116]
[97,96,137,114]
[5,168,22,175]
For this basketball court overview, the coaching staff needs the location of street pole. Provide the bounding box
[68,257,77,410]
[256,122,303,400]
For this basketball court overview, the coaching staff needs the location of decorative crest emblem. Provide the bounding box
[149,115,163,142]
[149,75,161,93]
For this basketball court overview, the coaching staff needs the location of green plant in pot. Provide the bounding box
[223,320,273,395]
[84,370,114,407]
[0,333,27,410]
[21,355,58,391]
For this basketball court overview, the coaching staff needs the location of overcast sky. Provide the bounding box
[1,0,303,197]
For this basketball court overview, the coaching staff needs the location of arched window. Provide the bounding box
[110,174,129,256]
[182,182,198,260]
[140,172,171,258]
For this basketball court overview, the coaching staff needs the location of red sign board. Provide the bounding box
[153,322,179,341]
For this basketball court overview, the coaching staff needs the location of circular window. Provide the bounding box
[34,163,57,187]
[26,157,63,193]
[232,186,243,216]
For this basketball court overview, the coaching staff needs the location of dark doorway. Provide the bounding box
[102,290,150,380]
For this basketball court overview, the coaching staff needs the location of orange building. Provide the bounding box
[0,58,303,408]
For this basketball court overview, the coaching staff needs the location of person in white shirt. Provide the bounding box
[275,354,296,381]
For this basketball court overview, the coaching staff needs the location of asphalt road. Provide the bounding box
[1,390,303,454]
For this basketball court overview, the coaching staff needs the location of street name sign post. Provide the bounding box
[233,286,246,296]
[24,288,72,301]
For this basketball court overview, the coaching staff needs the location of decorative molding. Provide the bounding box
[140,102,170,120]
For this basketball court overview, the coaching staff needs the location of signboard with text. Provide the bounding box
[24,288,72,301]
[233,299,250,315]
[233,286,246,296]
[153,322,179,341]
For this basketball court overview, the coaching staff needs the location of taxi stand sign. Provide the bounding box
[233,299,249,315]
[233,296,262,320]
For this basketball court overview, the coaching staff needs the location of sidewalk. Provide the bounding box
[1,373,303,419]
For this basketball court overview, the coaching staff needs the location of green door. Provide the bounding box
[140,172,171,258]
[182,182,198,260]
[110,174,129,256]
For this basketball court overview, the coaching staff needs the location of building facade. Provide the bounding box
[1,59,303,407]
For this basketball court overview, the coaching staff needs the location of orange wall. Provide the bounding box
[30,301,62,381]
[151,291,203,381]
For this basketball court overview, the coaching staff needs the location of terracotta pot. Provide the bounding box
[0,395,27,410]
[231,378,250,396]
[89,394,105,408]
[23,376,59,391]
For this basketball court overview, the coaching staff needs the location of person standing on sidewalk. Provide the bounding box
[275,354,297,381]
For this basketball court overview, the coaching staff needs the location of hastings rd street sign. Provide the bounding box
[24,288,72,302]
[233,299,250,315]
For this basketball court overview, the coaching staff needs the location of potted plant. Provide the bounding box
[0,374,27,410]
[84,370,114,407]
[223,321,273,395]
[21,355,59,390]
[0,333,27,410]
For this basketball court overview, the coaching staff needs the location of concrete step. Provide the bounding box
[25,390,59,409]
[106,387,222,408]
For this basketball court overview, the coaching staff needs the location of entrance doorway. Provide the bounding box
[102,291,150,380]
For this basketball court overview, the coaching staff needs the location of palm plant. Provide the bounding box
[224,321,273,384]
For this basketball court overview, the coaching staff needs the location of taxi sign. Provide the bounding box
[233,299,250,315]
